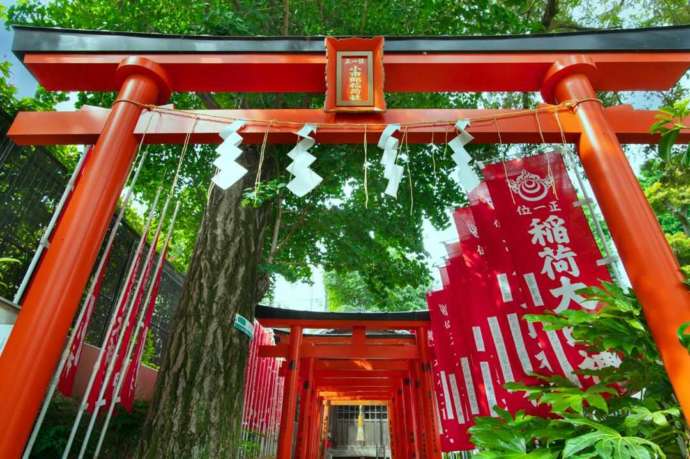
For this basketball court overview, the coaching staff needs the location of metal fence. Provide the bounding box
[0,113,184,365]
[329,405,390,458]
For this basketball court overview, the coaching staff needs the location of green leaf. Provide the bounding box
[563,431,607,456]
[658,129,679,162]
[679,322,690,352]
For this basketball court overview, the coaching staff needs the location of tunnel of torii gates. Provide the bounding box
[1,24,690,458]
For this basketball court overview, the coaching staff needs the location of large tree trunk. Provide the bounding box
[137,152,274,458]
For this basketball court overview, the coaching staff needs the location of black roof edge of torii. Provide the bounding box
[10,24,690,59]
[255,304,430,323]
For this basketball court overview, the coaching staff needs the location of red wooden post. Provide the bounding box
[296,358,314,459]
[410,362,429,458]
[396,383,409,459]
[388,399,399,459]
[277,326,303,459]
[306,395,321,459]
[0,57,170,457]
[416,327,442,459]
[401,378,414,458]
[404,375,420,458]
[542,56,690,423]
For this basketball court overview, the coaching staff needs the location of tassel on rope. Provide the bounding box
[254,122,272,204]
[430,129,437,180]
[534,110,559,199]
[495,116,516,205]
[400,128,414,215]
[363,125,369,209]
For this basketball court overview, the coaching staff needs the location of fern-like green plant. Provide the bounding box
[469,283,690,458]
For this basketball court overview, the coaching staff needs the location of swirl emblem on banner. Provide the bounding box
[508,169,554,202]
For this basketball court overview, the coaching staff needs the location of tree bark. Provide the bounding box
[137,151,274,458]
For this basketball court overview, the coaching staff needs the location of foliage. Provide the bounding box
[0,257,20,293]
[238,430,264,459]
[141,330,159,369]
[650,98,690,167]
[325,270,428,312]
[3,0,554,304]
[470,283,690,458]
[680,322,690,354]
[643,98,690,281]
[30,394,147,458]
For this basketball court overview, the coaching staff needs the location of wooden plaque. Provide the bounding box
[324,36,385,113]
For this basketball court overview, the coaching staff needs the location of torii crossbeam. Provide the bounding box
[1,25,690,459]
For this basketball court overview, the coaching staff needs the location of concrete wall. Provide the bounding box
[0,298,159,401]
[73,343,159,402]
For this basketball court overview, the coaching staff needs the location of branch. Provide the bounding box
[541,0,558,30]
[197,92,221,109]
[550,20,603,32]
[275,207,310,253]
[282,0,290,35]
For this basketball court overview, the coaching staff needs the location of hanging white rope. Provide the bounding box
[61,188,162,459]
[286,124,322,197]
[377,124,404,197]
[212,119,247,190]
[13,145,91,304]
[92,201,181,458]
[448,119,479,192]
[552,111,620,282]
[77,191,170,459]
[77,122,195,459]
[22,139,154,459]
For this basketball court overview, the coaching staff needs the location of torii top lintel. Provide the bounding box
[254,305,429,330]
[11,25,690,95]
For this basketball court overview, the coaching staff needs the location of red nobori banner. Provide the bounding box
[452,208,536,414]
[242,323,281,433]
[120,248,166,412]
[437,259,486,422]
[58,246,111,397]
[427,290,473,451]
[468,184,555,383]
[483,151,614,386]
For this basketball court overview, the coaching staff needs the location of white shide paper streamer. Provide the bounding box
[377,124,405,197]
[286,124,323,197]
[212,120,248,190]
[448,119,479,191]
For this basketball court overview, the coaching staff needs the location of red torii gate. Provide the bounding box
[255,305,439,459]
[0,25,690,457]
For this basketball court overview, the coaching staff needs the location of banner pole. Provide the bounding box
[22,145,151,459]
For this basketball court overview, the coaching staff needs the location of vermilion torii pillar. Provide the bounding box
[542,56,690,422]
[0,57,171,457]
[416,327,442,459]
[277,325,303,459]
